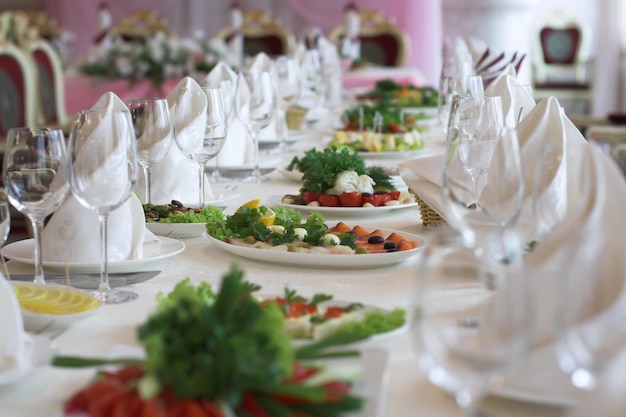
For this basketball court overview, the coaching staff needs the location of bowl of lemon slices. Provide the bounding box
[11,282,102,331]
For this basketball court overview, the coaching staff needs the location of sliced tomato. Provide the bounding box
[239,393,271,417]
[318,194,340,207]
[387,191,401,200]
[362,194,384,207]
[323,306,348,318]
[199,400,226,417]
[302,191,321,204]
[338,192,362,207]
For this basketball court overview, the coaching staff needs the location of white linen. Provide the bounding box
[140,77,214,206]
[42,92,152,262]
[203,62,253,166]
[249,53,285,143]
[0,276,33,385]
[484,66,535,127]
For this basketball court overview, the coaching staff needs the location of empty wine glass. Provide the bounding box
[174,87,227,206]
[0,200,10,247]
[235,70,277,183]
[3,127,69,285]
[68,109,139,304]
[210,79,235,183]
[126,98,172,204]
[413,225,531,417]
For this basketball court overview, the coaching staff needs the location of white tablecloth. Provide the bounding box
[0,121,598,417]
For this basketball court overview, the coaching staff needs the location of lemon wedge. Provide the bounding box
[13,284,100,315]
[259,208,276,227]
[236,199,261,213]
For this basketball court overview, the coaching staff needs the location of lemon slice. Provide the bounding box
[236,199,261,213]
[258,208,276,226]
[13,284,100,315]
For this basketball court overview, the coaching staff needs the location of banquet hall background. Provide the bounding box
[1,0,624,118]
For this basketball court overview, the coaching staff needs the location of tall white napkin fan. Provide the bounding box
[0,276,33,384]
[138,77,214,206]
[203,62,253,166]
[42,92,149,262]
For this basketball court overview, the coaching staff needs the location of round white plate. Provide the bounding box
[358,148,431,159]
[11,282,103,332]
[146,222,207,239]
[259,132,307,146]
[276,168,303,182]
[271,195,418,217]
[0,334,56,386]
[1,237,185,273]
[207,157,282,178]
[207,227,425,268]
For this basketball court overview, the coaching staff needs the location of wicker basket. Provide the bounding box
[286,106,308,130]
[415,195,445,227]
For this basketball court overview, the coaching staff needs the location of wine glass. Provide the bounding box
[0,200,11,277]
[275,55,301,150]
[174,87,227,206]
[210,79,235,183]
[3,127,69,285]
[68,109,139,304]
[235,70,277,183]
[126,98,172,205]
[413,225,531,417]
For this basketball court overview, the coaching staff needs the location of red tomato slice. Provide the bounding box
[362,194,384,207]
[338,192,362,207]
[303,191,321,204]
[387,191,401,200]
[318,194,340,207]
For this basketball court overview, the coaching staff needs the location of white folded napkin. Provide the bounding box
[484,66,535,127]
[0,276,33,385]
[43,92,153,262]
[203,62,253,166]
[140,77,214,206]
[248,54,285,143]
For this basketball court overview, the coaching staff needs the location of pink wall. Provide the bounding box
[47,0,442,86]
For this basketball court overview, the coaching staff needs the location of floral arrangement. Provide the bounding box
[80,32,236,91]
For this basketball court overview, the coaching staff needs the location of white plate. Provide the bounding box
[358,148,431,159]
[146,222,207,239]
[0,334,56,386]
[259,132,307,146]
[207,227,425,268]
[276,167,303,182]
[1,237,185,273]
[207,157,282,178]
[11,282,103,332]
[272,195,418,217]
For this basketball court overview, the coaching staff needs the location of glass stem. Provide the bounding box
[455,386,484,417]
[471,174,480,208]
[98,213,111,300]
[198,162,208,207]
[143,165,152,205]
[31,216,45,285]
[251,127,261,183]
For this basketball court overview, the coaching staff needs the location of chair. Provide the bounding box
[0,39,37,138]
[217,10,290,57]
[532,10,593,114]
[329,9,409,67]
[108,10,174,41]
[28,38,70,131]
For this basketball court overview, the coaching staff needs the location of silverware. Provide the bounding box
[8,270,161,290]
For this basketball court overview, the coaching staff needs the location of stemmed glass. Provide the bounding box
[210,80,235,182]
[3,127,69,285]
[126,98,172,204]
[413,225,531,417]
[68,109,139,304]
[235,70,277,183]
[174,87,227,207]
[275,55,301,150]
[0,201,11,277]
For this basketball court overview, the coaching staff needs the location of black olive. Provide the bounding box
[368,235,384,244]
[384,241,396,250]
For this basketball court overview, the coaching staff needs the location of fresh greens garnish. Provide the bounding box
[287,147,394,194]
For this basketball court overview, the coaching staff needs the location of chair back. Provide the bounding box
[109,10,174,41]
[533,10,590,84]
[0,40,36,138]
[29,38,68,126]
[329,9,408,67]
[218,10,290,57]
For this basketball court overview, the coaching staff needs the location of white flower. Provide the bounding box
[115,56,134,76]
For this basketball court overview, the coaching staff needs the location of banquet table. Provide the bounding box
[0,118,597,417]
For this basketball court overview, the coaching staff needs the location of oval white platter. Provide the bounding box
[146,222,207,239]
[1,237,185,273]
[271,195,418,217]
[207,227,425,269]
